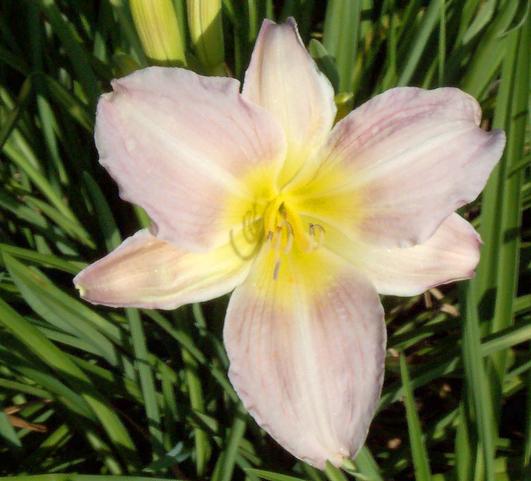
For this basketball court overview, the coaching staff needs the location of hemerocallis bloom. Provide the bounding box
[74,19,505,468]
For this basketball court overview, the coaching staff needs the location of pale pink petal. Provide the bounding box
[224,247,386,468]
[305,87,505,248]
[96,67,286,251]
[243,19,336,185]
[324,213,481,296]
[74,230,251,309]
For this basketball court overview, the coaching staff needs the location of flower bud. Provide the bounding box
[130,0,186,65]
[187,0,225,74]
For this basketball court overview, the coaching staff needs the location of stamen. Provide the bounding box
[273,226,283,252]
[273,259,281,280]
[265,227,282,280]
[283,221,294,253]
[308,223,325,250]
[260,197,326,279]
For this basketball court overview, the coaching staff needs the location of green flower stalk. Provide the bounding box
[130,0,186,65]
[187,0,225,74]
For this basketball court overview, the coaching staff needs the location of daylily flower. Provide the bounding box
[74,19,505,468]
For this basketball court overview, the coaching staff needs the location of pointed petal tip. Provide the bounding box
[73,280,111,308]
[334,214,485,297]
[285,16,297,26]
[228,365,366,470]
[72,269,103,306]
[244,13,335,183]
[321,87,506,249]
[298,452,348,471]
[225,249,385,470]
[259,17,276,29]
[73,230,250,310]
[324,448,352,469]
[72,276,86,298]
[258,16,298,32]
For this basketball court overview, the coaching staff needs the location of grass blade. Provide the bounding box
[400,353,432,481]
[126,308,164,456]
[323,0,361,93]
[0,296,138,471]
[460,284,496,481]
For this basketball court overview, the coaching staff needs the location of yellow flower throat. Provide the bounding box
[261,195,325,279]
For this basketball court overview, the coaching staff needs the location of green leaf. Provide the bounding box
[309,39,340,92]
[460,284,496,481]
[0,76,32,151]
[82,172,121,251]
[397,0,440,86]
[0,411,22,449]
[400,353,432,481]
[0,292,137,470]
[244,469,308,481]
[323,0,361,93]
[39,0,100,106]
[4,254,123,349]
[126,308,163,455]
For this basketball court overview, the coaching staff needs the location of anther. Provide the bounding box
[308,223,325,250]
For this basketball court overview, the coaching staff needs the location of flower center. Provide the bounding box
[261,196,325,279]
